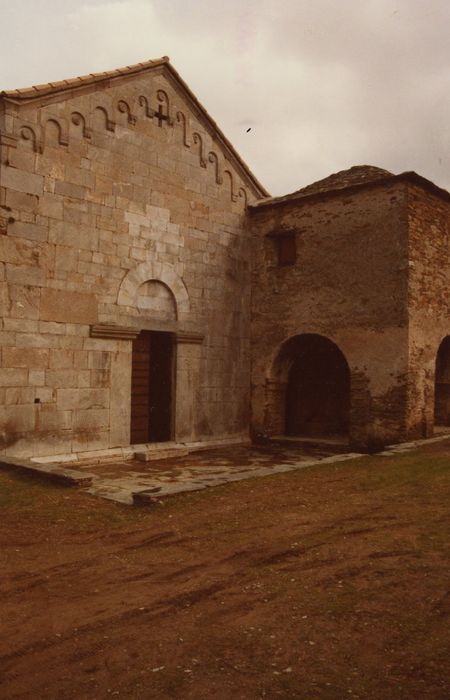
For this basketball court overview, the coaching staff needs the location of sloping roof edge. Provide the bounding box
[0,57,269,198]
[0,57,170,102]
[250,171,450,210]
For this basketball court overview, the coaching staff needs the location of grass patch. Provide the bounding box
[0,469,148,532]
[358,451,450,488]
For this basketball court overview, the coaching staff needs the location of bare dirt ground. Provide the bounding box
[1,440,450,699]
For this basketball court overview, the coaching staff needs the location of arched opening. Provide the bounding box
[270,334,350,438]
[434,336,450,427]
[129,280,178,445]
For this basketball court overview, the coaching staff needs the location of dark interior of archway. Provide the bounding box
[285,336,350,437]
[434,336,450,426]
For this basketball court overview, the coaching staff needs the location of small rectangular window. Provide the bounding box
[277,234,296,266]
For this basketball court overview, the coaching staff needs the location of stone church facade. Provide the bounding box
[0,58,449,461]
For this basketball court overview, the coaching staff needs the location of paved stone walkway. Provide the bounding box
[77,443,362,505]
[5,433,450,506]
[4,427,450,505]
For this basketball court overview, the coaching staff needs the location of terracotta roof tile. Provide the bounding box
[252,165,393,207]
[252,166,450,209]
[290,165,393,197]
[0,57,169,100]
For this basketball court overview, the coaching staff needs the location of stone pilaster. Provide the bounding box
[174,333,203,442]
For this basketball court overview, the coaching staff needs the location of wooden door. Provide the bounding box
[148,332,173,442]
[130,331,152,444]
[130,331,174,444]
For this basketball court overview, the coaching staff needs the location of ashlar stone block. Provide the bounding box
[2,168,44,196]
[72,408,109,430]
[40,288,98,324]
[0,404,36,432]
[2,347,49,369]
[57,388,109,410]
[8,285,41,321]
[37,405,73,431]
[5,387,36,405]
[7,220,47,242]
[0,368,29,386]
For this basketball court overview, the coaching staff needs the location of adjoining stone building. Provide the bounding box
[250,166,450,448]
[0,58,449,460]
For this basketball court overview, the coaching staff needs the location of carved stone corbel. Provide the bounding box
[208,151,223,184]
[19,125,42,153]
[156,89,173,125]
[71,111,92,139]
[139,95,155,119]
[117,99,137,125]
[176,110,190,147]
[192,132,207,168]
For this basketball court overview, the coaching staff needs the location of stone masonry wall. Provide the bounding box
[0,68,261,458]
[249,183,410,447]
[406,185,450,437]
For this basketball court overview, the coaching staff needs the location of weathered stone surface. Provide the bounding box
[8,284,41,320]
[5,387,36,405]
[72,409,109,431]
[0,456,95,486]
[8,220,47,242]
[0,61,259,459]
[0,404,36,433]
[0,368,28,387]
[1,168,44,196]
[249,169,450,448]
[109,351,131,448]
[36,404,72,431]
[2,347,49,369]
[0,62,448,460]
[40,289,98,324]
[57,388,109,410]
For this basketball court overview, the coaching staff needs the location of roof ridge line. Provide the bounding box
[0,57,170,99]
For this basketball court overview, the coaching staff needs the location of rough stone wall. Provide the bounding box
[249,183,410,447]
[406,185,450,437]
[0,69,259,458]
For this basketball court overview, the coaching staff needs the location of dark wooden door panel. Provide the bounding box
[130,331,151,444]
[148,332,173,442]
[130,331,174,444]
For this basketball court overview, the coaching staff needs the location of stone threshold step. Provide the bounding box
[268,435,350,452]
[29,437,250,467]
[135,448,189,462]
[0,457,96,487]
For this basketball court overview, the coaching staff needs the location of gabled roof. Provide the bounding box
[0,57,269,198]
[251,165,450,209]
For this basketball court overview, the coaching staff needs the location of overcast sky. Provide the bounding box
[0,0,449,196]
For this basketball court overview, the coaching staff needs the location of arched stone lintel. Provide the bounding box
[267,331,350,382]
[117,261,190,316]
